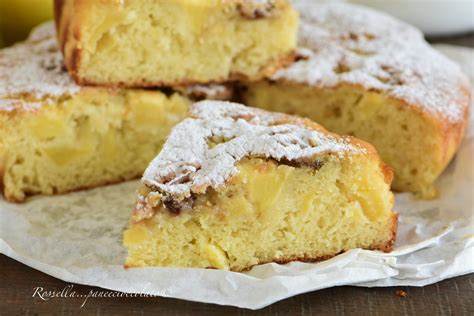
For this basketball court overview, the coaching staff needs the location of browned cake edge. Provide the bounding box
[2,172,142,203]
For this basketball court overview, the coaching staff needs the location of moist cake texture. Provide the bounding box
[55,0,299,87]
[243,2,471,198]
[0,23,226,202]
[123,101,397,271]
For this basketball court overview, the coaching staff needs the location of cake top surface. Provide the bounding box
[0,22,80,111]
[142,101,364,201]
[272,2,470,122]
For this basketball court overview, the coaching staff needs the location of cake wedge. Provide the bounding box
[55,0,299,87]
[123,101,397,271]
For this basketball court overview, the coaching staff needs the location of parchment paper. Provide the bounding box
[1,45,473,310]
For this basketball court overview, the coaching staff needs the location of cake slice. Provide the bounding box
[242,3,471,198]
[0,23,229,202]
[55,0,299,87]
[123,101,397,271]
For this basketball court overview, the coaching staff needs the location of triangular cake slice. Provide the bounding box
[123,101,397,271]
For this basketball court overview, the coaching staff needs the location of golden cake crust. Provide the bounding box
[55,0,298,88]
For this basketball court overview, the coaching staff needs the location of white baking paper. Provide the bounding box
[1,45,473,310]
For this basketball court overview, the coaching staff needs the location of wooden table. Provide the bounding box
[428,32,474,48]
[1,255,472,314]
[1,34,473,315]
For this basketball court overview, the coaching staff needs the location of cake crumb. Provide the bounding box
[396,290,408,298]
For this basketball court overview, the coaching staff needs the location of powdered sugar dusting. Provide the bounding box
[27,21,57,42]
[142,101,363,200]
[273,2,470,122]
[0,99,43,113]
[182,84,233,101]
[0,22,80,110]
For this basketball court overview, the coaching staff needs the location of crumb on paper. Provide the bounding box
[396,290,408,298]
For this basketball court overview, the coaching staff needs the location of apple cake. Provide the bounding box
[123,101,397,271]
[0,22,228,202]
[242,3,471,198]
[55,0,299,87]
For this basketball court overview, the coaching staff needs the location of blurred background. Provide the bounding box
[351,0,474,36]
[0,0,53,47]
[0,0,472,48]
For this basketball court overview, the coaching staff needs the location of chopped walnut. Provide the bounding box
[163,195,195,214]
[132,193,158,222]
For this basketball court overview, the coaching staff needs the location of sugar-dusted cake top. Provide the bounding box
[272,2,470,122]
[142,101,364,201]
[0,22,80,111]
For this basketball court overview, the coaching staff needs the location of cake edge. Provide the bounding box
[123,213,398,272]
